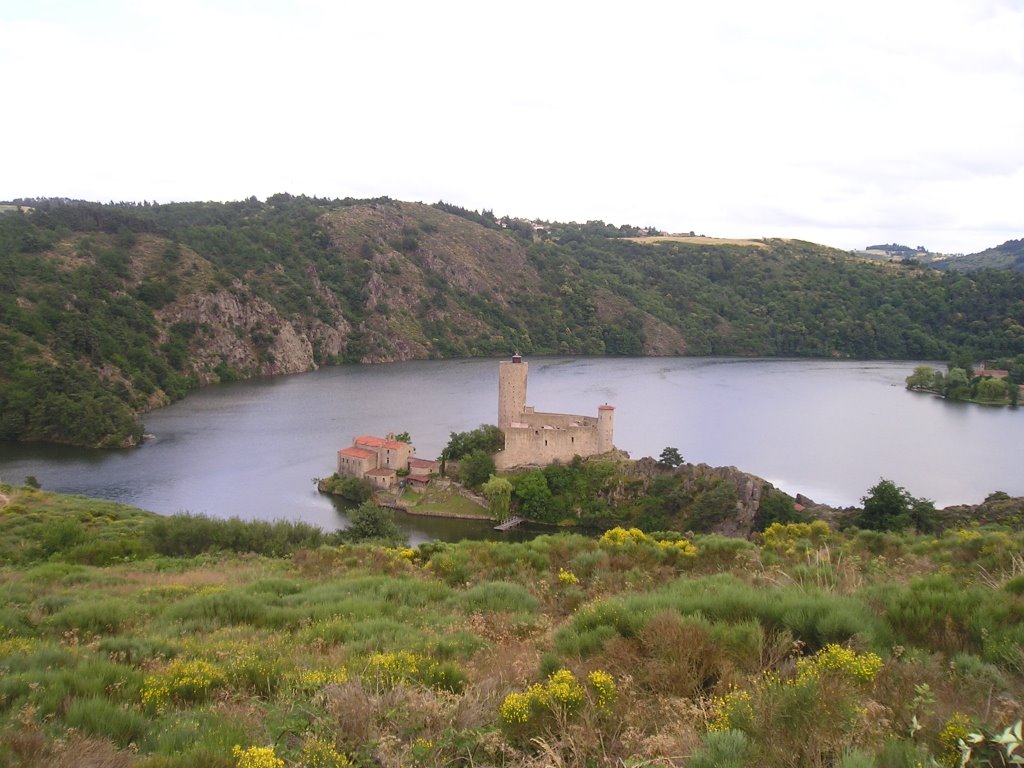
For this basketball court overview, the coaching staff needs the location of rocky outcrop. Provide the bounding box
[619,457,837,539]
[158,287,348,382]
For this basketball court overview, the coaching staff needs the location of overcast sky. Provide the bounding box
[2,0,1022,253]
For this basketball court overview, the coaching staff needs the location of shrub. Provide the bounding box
[141,708,248,757]
[142,658,227,712]
[687,729,750,768]
[232,745,284,768]
[48,597,134,635]
[65,697,149,747]
[360,651,466,693]
[458,581,538,614]
[166,590,267,628]
[498,668,614,739]
[708,644,885,767]
[299,736,352,767]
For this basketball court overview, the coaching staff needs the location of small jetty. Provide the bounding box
[494,516,525,532]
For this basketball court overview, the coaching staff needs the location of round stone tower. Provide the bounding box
[597,404,615,453]
[498,353,528,428]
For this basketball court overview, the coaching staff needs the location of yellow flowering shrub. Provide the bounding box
[360,651,465,692]
[937,713,973,768]
[232,745,284,768]
[545,668,585,715]
[599,527,652,547]
[0,637,35,657]
[795,644,883,687]
[557,568,579,585]
[300,736,351,767]
[382,546,419,564]
[587,669,617,711]
[363,650,425,687]
[498,687,542,725]
[292,667,348,691]
[708,688,754,732]
[762,521,831,553]
[599,527,697,560]
[142,658,227,712]
[499,668,614,735]
[656,538,698,557]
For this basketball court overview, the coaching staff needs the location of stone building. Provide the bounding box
[336,434,414,490]
[494,354,615,470]
[407,457,440,488]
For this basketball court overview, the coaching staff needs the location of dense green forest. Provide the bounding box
[2,196,1023,447]
[1,485,1023,767]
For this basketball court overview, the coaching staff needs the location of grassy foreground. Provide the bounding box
[1,488,1023,767]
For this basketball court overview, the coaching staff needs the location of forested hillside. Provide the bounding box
[2,195,1024,447]
[930,238,1024,273]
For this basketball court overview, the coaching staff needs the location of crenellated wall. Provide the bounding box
[494,355,615,469]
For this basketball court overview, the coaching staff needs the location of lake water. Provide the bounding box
[1,357,1021,542]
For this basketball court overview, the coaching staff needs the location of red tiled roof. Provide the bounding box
[598,404,615,411]
[339,447,375,460]
[365,467,396,477]
[408,458,438,469]
[355,435,408,450]
[407,474,430,484]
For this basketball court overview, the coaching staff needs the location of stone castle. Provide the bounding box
[494,354,615,469]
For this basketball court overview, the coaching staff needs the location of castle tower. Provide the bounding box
[498,353,528,428]
[597,404,615,453]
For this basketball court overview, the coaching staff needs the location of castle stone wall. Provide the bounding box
[495,423,602,469]
[494,354,615,469]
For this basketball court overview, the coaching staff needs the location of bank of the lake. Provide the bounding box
[1,357,1022,541]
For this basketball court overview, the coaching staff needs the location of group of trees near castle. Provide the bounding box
[906,352,1024,405]
[3,195,1024,447]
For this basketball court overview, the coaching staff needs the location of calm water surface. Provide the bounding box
[1,357,1021,541]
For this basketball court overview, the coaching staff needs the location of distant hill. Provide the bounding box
[3,195,1024,447]
[927,238,1024,273]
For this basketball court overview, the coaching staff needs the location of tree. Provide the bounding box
[658,447,685,468]
[856,479,935,532]
[440,425,505,474]
[976,377,1010,403]
[948,349,975,379]
[944,367,971,400]
[393,431,411,444]
[339,502,406,545]
[905,365,937,391]
[481,475,513,521]
[513,470,552,521]
[458,449,496,489]
[753,488,806,531]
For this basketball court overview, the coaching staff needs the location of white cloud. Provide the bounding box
[0,0,1021,252]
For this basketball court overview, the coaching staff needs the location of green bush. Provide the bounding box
[65,696,149,746]
[98,635,178,666]
[687,730,750,768]
[165,590,267,628]
[48,597,135,635]
[457,581,538,614]
[558,574,886,655]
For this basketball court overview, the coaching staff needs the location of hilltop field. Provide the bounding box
[1,484,1022,768]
